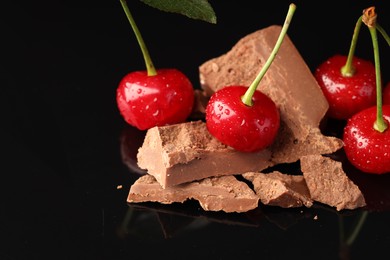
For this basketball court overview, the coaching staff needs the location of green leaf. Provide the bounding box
[140,0,217,24]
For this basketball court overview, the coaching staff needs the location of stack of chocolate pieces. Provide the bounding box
[127,25,366,213]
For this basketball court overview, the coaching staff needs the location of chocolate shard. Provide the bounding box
[199,25,343,164]
[269,124,343,164]
[137,120,273,188]
[127,174,259,213]
[300,155,366,211]
[242,171,313,208]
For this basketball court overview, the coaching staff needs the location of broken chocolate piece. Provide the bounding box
[300,155,366,211]
[199,25,343,164]
[137,120,273,188]
[270,123,343,164]
[127,174,259,213]
[242,171,313,208]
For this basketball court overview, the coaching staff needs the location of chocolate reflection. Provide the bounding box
[119,203,259,239]
[118,202,321,239]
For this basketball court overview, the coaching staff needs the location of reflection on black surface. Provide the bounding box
[120,201,370,237]
[338,211,369,260]
[119,124,147,175]
[118,202,372,260]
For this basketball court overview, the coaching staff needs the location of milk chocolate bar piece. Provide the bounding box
[242,171,313,208]
[127,174,259,213]
[137,120,273,188]
[199,25,343,164]
[300,155,366,211]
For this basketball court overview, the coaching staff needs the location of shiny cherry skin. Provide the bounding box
[116,68,194,130]
[343,105,390,174]
[315,55,376,120]
[383,82,390,105]
[206,86,280,152]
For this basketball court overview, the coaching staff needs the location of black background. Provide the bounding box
[2,1,390,259]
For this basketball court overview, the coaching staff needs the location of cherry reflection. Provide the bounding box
[119,124,147,175]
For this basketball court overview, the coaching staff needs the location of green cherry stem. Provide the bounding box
[120,0,157,76]
[341,16,363,77]
[241,3,296,106]
[338,211,368,259]
[363,7,388,132]
[341,9,390,78]
[345,211,368,246]
[376,24,390,46]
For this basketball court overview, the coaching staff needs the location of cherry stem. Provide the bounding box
[376,24,390,46]
[345,211,368,246]
[241,3,296,106]
[341,16,363,77]
[338,210,368,259]
[363,7,387,132]
[341,10,390,78]
[120,0,157,76]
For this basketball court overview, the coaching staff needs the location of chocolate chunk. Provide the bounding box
[300,155,366,211]
[242,171,313,208]
[199,25,343,164]
[127,174,259,213]
[269,123,343,164]
[137,120,273,188]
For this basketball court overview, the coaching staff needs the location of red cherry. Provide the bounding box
[116,69,194,130]
[205,3,296,152]
[384,82,390,105]
[116,1,195,130]
[206,86,279,152]
[343,105,390,174]
[314,55,376,120]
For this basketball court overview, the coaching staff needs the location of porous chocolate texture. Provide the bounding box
[300,155,366,211]
[242,171,313,208]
